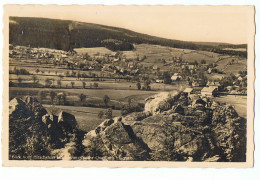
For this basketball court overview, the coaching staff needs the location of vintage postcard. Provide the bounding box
[2,5,255,167]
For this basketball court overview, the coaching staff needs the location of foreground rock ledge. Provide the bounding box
[82,91,246,161]
[9,92,246,162]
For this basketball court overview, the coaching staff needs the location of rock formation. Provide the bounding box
[8,92,246,162]
[9,96,83,160]
[82,91,246,161]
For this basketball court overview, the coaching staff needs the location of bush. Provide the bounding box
[93,82,99,89]
[10,68,30,75]
[103,95,110,107]
[50,91,57,104]
[98,111,104,119]
[79,93,86,103]
[105,108,113,119]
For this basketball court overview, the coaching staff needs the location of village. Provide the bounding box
[9,44,247,94]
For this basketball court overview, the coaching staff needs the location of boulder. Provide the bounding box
[9,98,31,119]
[103,121,132,145]
[130,123,166,151]
[144,91,180,115]
[21,96,47,118]
[82,120,149,160]
[42,114,58,126]
[58,111,77,129]
[177,136,205,157]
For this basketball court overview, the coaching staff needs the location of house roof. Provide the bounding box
[171,75,181,80]
[207,81,220,86]
[183,88,193,93]
[201,86,217,93]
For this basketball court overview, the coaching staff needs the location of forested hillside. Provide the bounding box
[9,16,247,57]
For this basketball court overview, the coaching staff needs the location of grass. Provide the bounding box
[10,87,157,101]
[74,47,115,56]
[124,44,247,74]
[43,104,121,132]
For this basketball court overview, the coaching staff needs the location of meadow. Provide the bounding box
[43,104,121,131]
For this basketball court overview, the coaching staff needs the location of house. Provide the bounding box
[102,64,114,72]
[192,81,200,87]
[114,58,120,62]
[201,87,218,97]
[207,81,220,87]
[183,88,194,96]
[156,79,164,83]
[207,68,218,74]
[153,65,159,70]
[208,68,212,74]
[61,54,68,58]
[182,64,196,70]
[207,81,220,90]
[128,62,135,68]
[192,79,207,87]
[130,69,140,75]
[192,79,204,87]
[171,75,181,81]
[226,86,233,92]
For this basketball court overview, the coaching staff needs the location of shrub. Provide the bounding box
[50,91,57,104]
[82,81,86,89]
[71,81,75,88]
[103,95,110,107]
[98,111,104,119]
[93,82,99,89]
[105,108,113,119]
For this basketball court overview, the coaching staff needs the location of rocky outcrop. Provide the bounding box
[82,116,150,160]
[82,91,246,161]
[58,111,78,130]
[9,96,47,120]
[21,96,47,118]
[9,92,246,162]
[42,114,58,129]
[9,98,31,119]
[211,105,246,161]
[144,91,181,115]
[9,96,84,160]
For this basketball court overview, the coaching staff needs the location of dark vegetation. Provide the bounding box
[10,17,247,57]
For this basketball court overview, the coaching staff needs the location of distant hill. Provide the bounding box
[9,16,247,57]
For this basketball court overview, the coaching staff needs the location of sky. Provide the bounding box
[5,5,253,44]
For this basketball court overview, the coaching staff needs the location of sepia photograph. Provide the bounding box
[2,5,255,167]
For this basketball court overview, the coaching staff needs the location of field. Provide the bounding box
[74,47,116,56]
[43,104,121,132]
[122,44,247,74]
